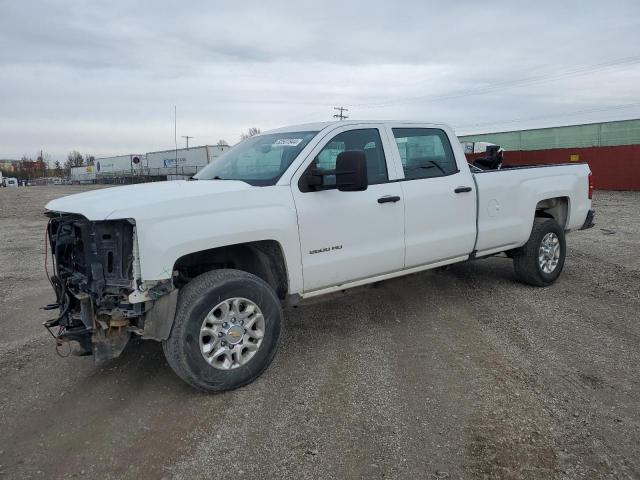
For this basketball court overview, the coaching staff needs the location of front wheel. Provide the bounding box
[512,218,566,287]
[163,269,283,392]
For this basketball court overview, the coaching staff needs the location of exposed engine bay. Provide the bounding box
[45,214,144,361]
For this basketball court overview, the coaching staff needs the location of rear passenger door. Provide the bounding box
[386,126,477,268]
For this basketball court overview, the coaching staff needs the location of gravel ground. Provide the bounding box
[0,186,639,479]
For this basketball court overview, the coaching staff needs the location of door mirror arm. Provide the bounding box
[303,168,336,191]
[304,169,325,190]
[300,150,368,192]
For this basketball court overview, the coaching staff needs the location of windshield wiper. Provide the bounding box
[200,176,239,181]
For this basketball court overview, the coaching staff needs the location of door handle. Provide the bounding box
[454,186,473,193]
[378,195,401,204]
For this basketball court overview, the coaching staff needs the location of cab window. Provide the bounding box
[392,128,458,180]
[309,128,389,187]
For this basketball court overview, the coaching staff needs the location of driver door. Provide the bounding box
[291,125,405,292]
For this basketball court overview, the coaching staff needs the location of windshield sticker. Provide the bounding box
[273,138,303,147]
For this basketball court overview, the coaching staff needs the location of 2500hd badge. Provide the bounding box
[309,245,343,255]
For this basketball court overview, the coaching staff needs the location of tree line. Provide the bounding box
[0,150,96,180]
[2,128,260,180]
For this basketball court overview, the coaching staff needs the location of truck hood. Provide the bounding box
[45,180,253,221]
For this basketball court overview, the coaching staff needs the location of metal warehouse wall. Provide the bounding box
[459,119,640,150]
[460,119,640,190]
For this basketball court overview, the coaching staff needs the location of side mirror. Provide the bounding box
[336,150,368,192]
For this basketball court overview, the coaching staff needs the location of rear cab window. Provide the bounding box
[392,128,458,180]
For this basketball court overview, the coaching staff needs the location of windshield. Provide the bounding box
[195,131,319,186]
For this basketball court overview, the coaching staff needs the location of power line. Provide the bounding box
[409,54,640,95]
[353,55,640,109]
[288,54,640,124]
[333,106,349,120]
[455,102,640,133]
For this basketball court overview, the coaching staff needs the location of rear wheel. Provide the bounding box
[163,269,283,392]
[512,218,566,287]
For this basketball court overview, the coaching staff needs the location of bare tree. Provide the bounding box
[65,150,84,169]
[54,160,63,177]
[18,155,35,179]
[240,128,261,141]
[38,152,52,177]
[217,139,229,146]
[85,155,95,166]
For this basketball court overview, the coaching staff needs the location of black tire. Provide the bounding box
[512,217,566,287]
[162,269,283,392]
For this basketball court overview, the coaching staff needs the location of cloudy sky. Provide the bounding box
[1,0,639,162]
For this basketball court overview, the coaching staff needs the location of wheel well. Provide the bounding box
[173,240,288,299]
[535,197,569,228]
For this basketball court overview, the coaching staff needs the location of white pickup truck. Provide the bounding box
[45,120,595,391]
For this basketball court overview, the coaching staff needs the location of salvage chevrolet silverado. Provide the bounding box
[44,121,595,391]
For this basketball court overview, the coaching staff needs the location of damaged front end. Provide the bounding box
[45,213,149,362]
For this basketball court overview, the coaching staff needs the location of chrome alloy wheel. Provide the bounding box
[538,232,561,274]
[199,298,265,370]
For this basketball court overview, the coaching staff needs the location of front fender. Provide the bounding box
[120,186,303,295]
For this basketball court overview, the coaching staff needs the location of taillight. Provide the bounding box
[588,172,594,200]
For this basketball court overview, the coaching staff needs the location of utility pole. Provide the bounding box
[333,106,349,120]
[174,106,178,177]
[181,135,194,150]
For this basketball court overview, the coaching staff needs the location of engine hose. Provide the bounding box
[55,286,72,326]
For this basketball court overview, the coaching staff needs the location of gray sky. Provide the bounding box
[1,0,639,162]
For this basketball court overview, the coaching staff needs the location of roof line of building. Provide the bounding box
[458,117,640,138]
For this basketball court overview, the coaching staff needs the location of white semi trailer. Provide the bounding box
[93,155,145,175]
[147,145,231,179]
[70,166,97,183]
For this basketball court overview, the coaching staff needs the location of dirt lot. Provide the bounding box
[1,185,639,479]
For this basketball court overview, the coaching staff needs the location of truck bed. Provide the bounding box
[472,163,592,255]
